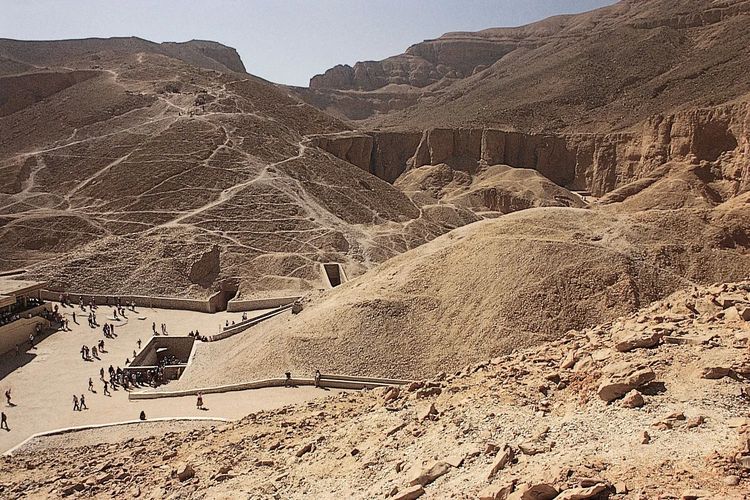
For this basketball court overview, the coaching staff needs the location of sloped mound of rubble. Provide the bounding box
[3,281,749,498]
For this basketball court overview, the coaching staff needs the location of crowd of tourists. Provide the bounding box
[0,296,46,326]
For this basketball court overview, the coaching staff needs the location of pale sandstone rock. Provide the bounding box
[555,483,607,500]
[295,442,316,457]
[408,461,451,487]
[444,453,464,468]
[418,402,438,421]
[508,482,558,500]
[392,485,425,500]
[701,366,732,379]
[681,490,714,499]
[597,363,655,402]
[479,482,515,500]
[612,329,663,352]
[176,463,194,482]
[621,390,645,408]
[641,431,651,444]
[487,445,514,480]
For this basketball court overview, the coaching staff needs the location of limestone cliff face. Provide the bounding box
[311,103,749,197]
[309,32,537,90]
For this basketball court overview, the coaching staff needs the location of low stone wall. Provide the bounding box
[208,304,292,341]
[129,373,414,400]
[39,290,224,313]
[226,295,301,312]
[128,336,195,368]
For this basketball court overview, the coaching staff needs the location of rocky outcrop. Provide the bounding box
[309,19,550,90]
[311,102,750,196]
[309,44,514,91]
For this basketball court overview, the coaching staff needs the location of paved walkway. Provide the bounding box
[0,303,339,453]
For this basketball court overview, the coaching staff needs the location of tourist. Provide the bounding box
[100,367,105,380]
[28,333,34,349]
[0,411,8,431]
[72,311,76,324]
[99,339,105,352]
[139,410,146,420]
[72,395,79,411]
[242,312,247,321]
[110,323,115,336]
[103,381,110,396]
[80,394,87,410]
[152,322,157,334]
[4,389,11,406]
[314,369,321,388]
[88,378,94,392]
[133,350,137,358]
[285,371,292,387]
[137,339,142,349]
[80,346,87,360]
[92,346,98,359]
[196,392,204,410]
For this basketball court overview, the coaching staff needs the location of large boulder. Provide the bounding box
[597,362,656,402]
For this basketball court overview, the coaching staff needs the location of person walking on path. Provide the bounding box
[73,395,80,411]
[0,411,8,431]
[103,381,110,396]
[88,378,94,392]
[79,394,87,410]
[196,392,204,410]
[4,389,11,406]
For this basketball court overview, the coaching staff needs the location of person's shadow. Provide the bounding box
[7,402,17,407]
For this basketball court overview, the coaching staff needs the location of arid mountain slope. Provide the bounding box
[176,194,750,387]
[299,0,750,201]
[0,41,476,299]
[302,0,750,133]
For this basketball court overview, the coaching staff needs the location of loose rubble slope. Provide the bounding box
[4,280,750,499]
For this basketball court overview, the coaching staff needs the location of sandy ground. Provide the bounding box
[0,303,340,453]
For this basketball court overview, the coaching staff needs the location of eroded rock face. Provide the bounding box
[311,102,749,197]
[188,246,220,289]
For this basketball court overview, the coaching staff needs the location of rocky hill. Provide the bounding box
[302,0,750,133]
[4,280,750,498]
[0,39,478,299]
[297,0,750,208]
[172,190,750,388]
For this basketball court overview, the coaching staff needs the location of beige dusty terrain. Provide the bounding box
[3,281,750,498]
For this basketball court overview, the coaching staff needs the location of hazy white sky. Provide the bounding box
[0,0,615,86]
